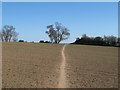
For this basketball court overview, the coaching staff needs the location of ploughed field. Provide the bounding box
[65,44,118,88]
[2,42,118,88]
[2,42,63,88]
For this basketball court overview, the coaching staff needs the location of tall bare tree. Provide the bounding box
[0,25,19,42]
[46,22,70,43]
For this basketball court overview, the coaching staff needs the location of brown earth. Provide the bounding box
[2,43,118,88]
[65,44,118,88]
[2,42,63,88]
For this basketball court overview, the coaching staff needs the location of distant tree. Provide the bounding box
[19,40,24,42]
[103,35,110,46]
[94,36,103,45]
[81,34,89,39]
[39,40,50,43]
[76,37,80,41]
[39,40,44,43]
[118,37,120,42]
[94,36,103,41]
[108,36,117,46]
[46,25,55,43]
[73,34,118,47]
[46,22,70,44]
[103,35,117,46]
[0,32,2,42]
[45,41,50,43]
[117,37,120,46]
[0,25,19,42]
[80,34,93,45]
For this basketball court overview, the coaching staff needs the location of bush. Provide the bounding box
[19,40,24,42]
[45,41,50,43]
[39,40,44,43]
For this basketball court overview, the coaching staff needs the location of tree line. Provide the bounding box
[72,34,120,47]
[0,22,70,44]
[0,23,119,47]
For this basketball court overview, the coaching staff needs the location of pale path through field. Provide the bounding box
[58,44,67,88]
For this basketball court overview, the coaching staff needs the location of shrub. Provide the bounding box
[45,41,50,43]
[19,40,24,42]
[39,40,44,43]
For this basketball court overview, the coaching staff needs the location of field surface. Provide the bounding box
[65,44,118,88]
[2,42,118,88]
[3,42,63,88]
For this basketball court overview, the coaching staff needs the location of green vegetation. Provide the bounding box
[19,40,24,42]
[73,34,120,47]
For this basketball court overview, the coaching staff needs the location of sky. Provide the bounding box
[2,0,119,2]
[2,2,118,43]
[0,1,2,29]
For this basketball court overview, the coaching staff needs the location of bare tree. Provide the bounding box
[0,25,19,42]
[46,25,57,43]
[46,22,70,43]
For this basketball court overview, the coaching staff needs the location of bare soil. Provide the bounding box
[65,44,118,88]
[2,42,63,88]
[2,43,118,88]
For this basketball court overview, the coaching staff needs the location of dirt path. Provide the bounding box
[58,44,67,88]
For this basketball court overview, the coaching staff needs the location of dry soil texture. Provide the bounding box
[2,43,118,88]
[65,44,118,88]
[2,42,63,88]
